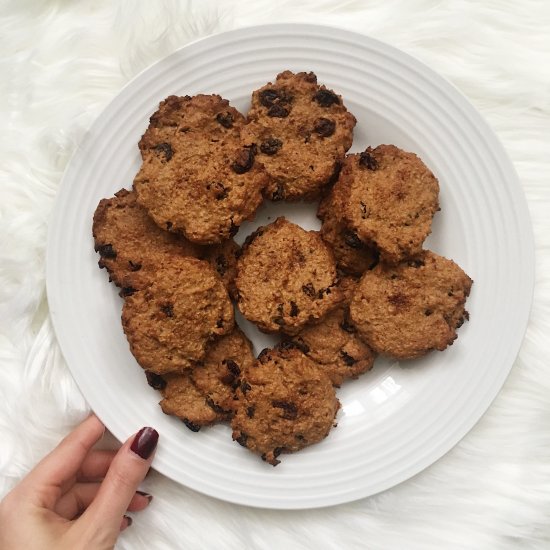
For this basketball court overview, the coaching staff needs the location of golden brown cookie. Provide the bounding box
[318,180,379,276]
[241,71,356,201]
[157,371,225,431]
[349,251,473,359]
[92,188,199,292]
[339,145,440,264]
[134,94,268,244]
[92,188,241,296]
[290,277,376,386]
[231,345,340,465]
[191,326,254,415]
[235,217,343,335]
[121,257,234,375]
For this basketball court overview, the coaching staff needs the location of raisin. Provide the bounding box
[341,351,357,366]
[313,89,340,107]
[359,151,378,170]
[241,381,252,394]
[128,260,142,272]
[161,304,174,317]
[267,104,289,118]
[271,182,285,201]
[302,283,316,297]
[232,147,255,174]
[290,301,299,317]
[408,259,425,268]
[235,432,248,447]
[145,371,166,390]
[272,400,298,420]
[183,419,201,432]
[216,319,224,328]
[154,142,173,161]
[97,244,116,259]
[206,397,227,415]
[259,89,280,107]
[216,111,234,128]
[225,359,240,377]
[120,286,136,297]
[343,230,363,249]
[246,406,255,418]
[278,340,310,354]
[340,317,356,333]
[425,309,433,316]
[314,118,336,137]
[260,137,282,155]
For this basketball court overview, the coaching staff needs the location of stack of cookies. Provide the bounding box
[92,71,472,466]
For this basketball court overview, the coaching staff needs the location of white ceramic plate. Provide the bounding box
[47,24,534,509]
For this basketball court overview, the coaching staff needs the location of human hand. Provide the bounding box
[0,415,158,550]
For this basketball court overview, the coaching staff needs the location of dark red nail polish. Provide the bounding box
[124,515,133,527]
[136,490,153,502]
[130,427,158,459]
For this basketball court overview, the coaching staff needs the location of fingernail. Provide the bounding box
[124,515,133,527]
[137,490,153,503]
[130,427,159,459]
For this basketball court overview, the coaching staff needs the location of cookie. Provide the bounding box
[191,326,254,415]
[339,145,440,264]
[157,371,225,431]
[235,217,343,335]
[134,94,268,244]
[231,345,340,465]
[290,277,376,386]
[92,188,240,296]
[92,188,200,292]
[349,251,473,359]
[241,71,356,201]
[121,257,234,375]
[318,180,379,276]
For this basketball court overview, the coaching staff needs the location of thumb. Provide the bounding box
[76,427,158,541]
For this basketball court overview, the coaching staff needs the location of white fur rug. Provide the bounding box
[1,1,550,548]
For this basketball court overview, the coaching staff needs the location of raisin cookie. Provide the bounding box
[122,257,234,375]
[339,145,440,264]
[134,94,268,244]
[318,179,379,276]
[349,251,472,359]
[235,217,343,335]
[156,371,226,431]
[231,345,340,465]
[291,277,376,386]
[191,326,254,415]
[92,188,240,295]
[241,71,356,201]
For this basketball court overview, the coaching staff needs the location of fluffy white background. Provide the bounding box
[1,1,549,548]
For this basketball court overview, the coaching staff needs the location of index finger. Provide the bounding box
[21,415,105,496]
